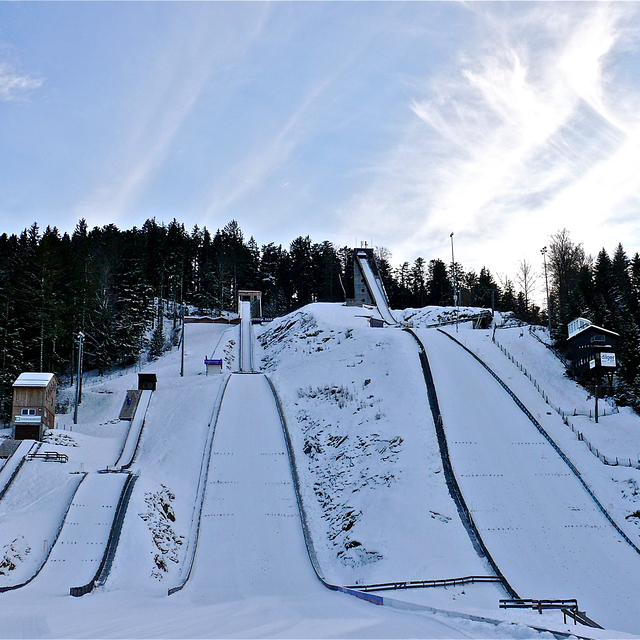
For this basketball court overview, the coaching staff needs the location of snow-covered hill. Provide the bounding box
[0,304,639,639]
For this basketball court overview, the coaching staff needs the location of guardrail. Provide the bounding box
[499,598,603,628]
[403,329,519,599]
[25,451,68,463]
[70,472,138,596]
[346,575,503,593]
[439,329,640,558]
[168,374,231,595]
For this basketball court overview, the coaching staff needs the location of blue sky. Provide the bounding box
[2,2,640,287]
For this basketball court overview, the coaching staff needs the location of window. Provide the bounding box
[21,408,36,416]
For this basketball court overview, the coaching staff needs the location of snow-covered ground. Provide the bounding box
[0,304,639,638]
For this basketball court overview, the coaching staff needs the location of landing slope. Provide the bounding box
[416,328,640,635]
[178,373,473,638]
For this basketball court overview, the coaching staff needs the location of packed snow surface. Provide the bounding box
[0,305,639,638]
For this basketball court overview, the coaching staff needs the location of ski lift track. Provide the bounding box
[403,329,518,599]
[168,373,232,595]
[266,373,601,640]
[0,471,86,593]
[437,328,640,558]
[69,471,138,597]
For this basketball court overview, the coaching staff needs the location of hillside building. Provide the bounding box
[12,372,57,441]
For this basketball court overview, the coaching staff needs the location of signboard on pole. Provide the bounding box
[600,352,616,368]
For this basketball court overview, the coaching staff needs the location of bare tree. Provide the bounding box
[515,259,539,313]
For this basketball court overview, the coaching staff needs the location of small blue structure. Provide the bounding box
[204,358,223,375]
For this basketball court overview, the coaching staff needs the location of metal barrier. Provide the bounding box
[499,598,603,628]
[26,450,68,463]
[439,329,640,557]
[346,575,503,593]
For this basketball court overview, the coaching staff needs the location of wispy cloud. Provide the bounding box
[0,63,42,100]
[340,3,640,274]
[76,5,273,227]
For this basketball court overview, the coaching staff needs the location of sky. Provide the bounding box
[2,1,640,288]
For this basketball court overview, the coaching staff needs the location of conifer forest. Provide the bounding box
[1,219,639,420]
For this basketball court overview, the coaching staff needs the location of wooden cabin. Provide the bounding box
[12,372,57,441]
[567,318,619,378]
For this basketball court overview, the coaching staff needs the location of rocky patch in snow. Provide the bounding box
[42,432,78,447]
[139,485,184,580]
[618,478,640,530]
[259,310,354,370]
[295,383,402,567]
[223,339,236,370]
[0,536,30,576]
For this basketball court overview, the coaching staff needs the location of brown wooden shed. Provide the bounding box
[12,372,57,441]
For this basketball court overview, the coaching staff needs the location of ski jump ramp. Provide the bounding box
[175,373,479,638]
[415,328,640,635]
[239,300,254,372]
[355,252,397,326]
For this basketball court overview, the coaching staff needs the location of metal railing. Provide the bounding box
[346,575,503,593]
[25,451,68,463]
[499,598,603,629]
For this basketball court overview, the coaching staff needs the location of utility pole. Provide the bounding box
[450,232,459,332]
[541,246,552,338]
[180,302,185,378]
[73,331,84,425]
[594,371,599,424]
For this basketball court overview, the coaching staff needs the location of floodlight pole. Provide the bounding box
[451,232,459,333]
[541,246,552,337]
[180,302,185,378]
[73,331,84,425]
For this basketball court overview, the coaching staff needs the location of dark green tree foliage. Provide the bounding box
[3,216,640,418]
[547,229,588,343]
[428,259,453,306]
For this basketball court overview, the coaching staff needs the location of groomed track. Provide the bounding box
[414,327,640,635]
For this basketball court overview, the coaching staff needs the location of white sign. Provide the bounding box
[600,352,616,368]
[14,415,41,423]
[589,358,596,369]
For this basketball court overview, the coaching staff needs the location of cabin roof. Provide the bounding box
[12,372,56,388]
[568,323,619,341]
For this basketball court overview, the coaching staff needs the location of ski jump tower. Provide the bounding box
[353,248,396,325]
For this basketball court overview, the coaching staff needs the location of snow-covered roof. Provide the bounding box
[568,319,619,341]
[12,372,55,388]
